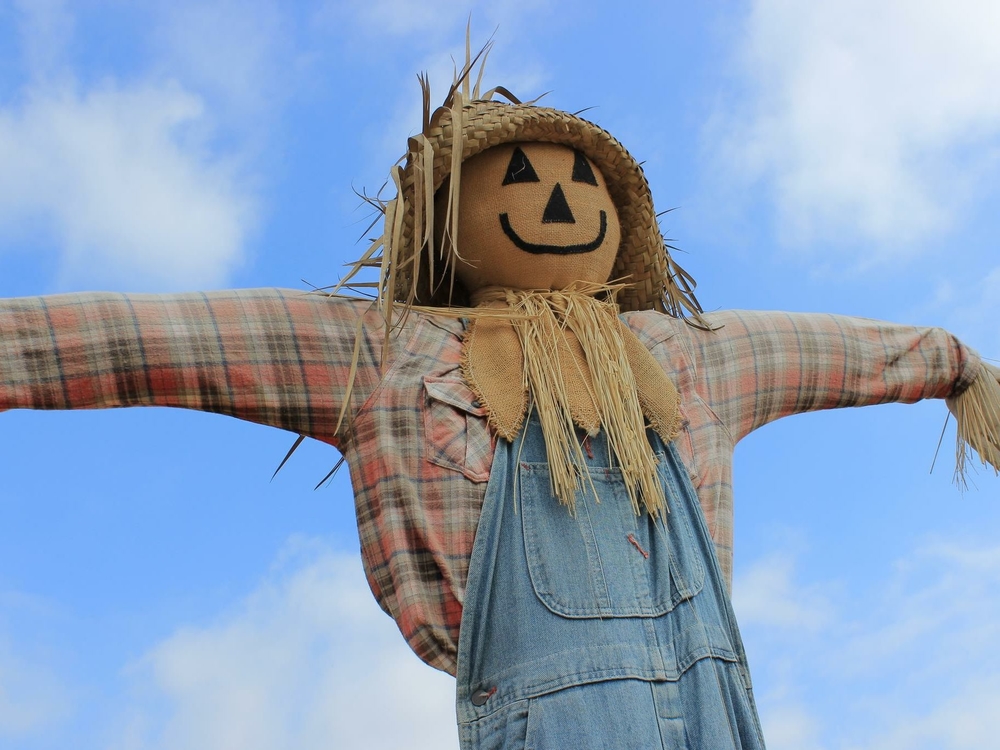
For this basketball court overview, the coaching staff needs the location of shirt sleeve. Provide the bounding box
[688,309,983,443]
[0,287,382,446]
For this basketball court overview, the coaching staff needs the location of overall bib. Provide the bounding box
[456,414,766,749]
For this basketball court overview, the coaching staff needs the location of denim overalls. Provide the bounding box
[456,413,766,749]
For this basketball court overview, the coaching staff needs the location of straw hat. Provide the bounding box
[341,50,706,325]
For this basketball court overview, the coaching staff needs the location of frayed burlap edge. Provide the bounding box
[460,285,682,517]
[460,314,528,441]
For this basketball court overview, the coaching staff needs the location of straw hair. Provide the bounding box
[463,284,676,517]
[948,362,1000,484]
[334,42,710,345]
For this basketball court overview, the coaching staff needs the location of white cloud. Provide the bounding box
[150,0,294,127]
[757,703,824,750]
[712,0,1000,256]
[733,551,832,630]
[833,539,1000,683]
[0,634,73,736]
[112,538,457,750]
[736,535,1000,749]
[854,675,1000,750]
[0,1,280,290]
[0,82,253,289]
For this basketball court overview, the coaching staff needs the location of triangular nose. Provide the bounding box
[542,183,576,224]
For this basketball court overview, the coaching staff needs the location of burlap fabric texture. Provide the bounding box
[462,286,682,517]
[337,53,709,328]
[395,95,705,322]
[438,143,622,295]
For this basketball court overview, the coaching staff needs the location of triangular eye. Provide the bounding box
[572,151,598,185]
[502,147,540,185]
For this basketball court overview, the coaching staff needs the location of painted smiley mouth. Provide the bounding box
[498,211,608,255]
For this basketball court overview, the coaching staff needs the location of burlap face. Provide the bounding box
[439,143,622,294]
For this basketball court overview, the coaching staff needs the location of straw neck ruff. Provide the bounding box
[460,285,681,517]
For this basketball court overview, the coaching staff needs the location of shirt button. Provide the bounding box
[470,687,494,706]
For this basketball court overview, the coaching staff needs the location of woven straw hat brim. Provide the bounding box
[397,100,670,313]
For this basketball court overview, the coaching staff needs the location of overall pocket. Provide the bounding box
[519,455,705,618]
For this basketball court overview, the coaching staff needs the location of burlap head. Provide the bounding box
[388,96,704,319]
[334,53,707,338]
[441,142,622,294]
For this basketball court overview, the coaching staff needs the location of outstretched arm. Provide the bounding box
[0,288,381,446]
[689,309,984,444]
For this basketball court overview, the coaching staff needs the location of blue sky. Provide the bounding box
[1,1,999,748]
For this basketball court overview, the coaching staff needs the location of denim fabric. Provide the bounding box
[456,414,766,749]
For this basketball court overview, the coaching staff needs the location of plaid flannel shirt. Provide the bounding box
[0,288,981,674]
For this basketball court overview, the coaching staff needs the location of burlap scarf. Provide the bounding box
[461,285,681,517]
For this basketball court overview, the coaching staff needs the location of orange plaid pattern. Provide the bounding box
[0,289,980,673]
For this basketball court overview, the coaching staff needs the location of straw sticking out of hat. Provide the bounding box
[333,38,711,346]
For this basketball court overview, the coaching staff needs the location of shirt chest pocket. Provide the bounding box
[518,456,705,618]
[422,376,493,483]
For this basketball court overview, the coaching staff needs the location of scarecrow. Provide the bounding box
[1,52,999,748]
